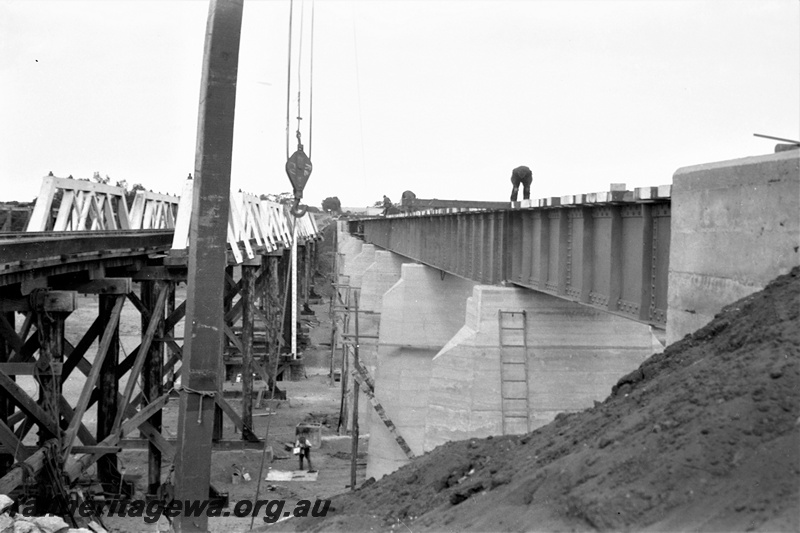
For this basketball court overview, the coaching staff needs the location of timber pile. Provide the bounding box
[279,267,799,532]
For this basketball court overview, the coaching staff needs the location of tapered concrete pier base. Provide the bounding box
[337,244,377,432]
[336,224,363,285]
[343,244,376,290]
[366,265,475,480]
[343,250,408,431]
[356,251,411,382]
[360,251,408,313]
[423,285,657,451]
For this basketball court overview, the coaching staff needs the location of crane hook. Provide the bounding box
[285,140,312,218]
[290,197,308,217]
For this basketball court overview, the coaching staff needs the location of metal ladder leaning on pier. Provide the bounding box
[498,310,531,435]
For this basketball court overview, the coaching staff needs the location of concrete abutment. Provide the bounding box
[667,150,800,344]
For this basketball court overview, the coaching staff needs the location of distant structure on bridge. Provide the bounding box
[341,197,509,218]
[405,197,510,212]
[0,203,33,232]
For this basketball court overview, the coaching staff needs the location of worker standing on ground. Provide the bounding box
[295,434,314,472]
[510,165,533,201]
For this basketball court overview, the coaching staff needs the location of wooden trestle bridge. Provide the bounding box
[0,174,321,514]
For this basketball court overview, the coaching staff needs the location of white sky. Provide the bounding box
[1,0,798,208]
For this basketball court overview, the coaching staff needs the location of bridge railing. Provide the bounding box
[25,175,181,232]
[27,175,133,231]
[23,175,321,264]
[353,185,670,327]
[165,177,320,262]
[128,189,179,230]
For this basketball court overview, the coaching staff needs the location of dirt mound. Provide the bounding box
[278,267,799,532]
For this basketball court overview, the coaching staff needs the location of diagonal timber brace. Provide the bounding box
[61,295,125,460]
[351,363,415,460]
[112,284,168,434]
[0,368,59,437]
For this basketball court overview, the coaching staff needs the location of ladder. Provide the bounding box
[498,310,531,435]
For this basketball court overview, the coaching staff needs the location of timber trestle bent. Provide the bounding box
[0,176,322,516]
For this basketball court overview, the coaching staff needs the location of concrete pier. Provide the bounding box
[342,244,376,290]
[366,264,475,480]
[336,224,363,285]
[349,251,410,432]
[356,251,411,375]
[336,242,376,432]
[424,286,657,451]
[359,251,408,313]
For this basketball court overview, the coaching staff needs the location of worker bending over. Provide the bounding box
[510,165,532,201]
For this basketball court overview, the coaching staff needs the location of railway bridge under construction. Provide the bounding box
[0,0,797,524]
[0,149,796,523]
[332,149,799,479]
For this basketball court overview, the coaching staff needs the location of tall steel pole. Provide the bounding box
[292,219,298,358]
[174,1,243,531]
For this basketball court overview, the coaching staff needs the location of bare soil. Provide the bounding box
[41,218,364,532]
[90,293,361,533]
[269,266,800,533]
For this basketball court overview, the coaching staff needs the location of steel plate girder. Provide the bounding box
[356,201,670,327]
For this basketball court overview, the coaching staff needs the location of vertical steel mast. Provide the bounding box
[174,1,243,530]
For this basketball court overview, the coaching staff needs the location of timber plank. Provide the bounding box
[0,419,30,460]
[214,396,259,442]
[224,324,244,353]
[61,296,124,460]
[112,285,168,433]
[59,396,96,446]
[0,362,60,375]
[0,438,57,494]
[0,314,24,359]
[60,318,102,382]
[0,369,59,437]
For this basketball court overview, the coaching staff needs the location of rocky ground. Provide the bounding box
[267,266,799,532]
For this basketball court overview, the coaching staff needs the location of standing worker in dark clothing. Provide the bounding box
[381,195,392,216]
[510,165,532,201]
[295,434,314,472]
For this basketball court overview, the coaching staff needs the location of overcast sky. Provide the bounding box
[1,0,798,209]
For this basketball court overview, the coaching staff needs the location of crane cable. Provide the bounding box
[284,0,315,217]
[297,0,314,157]
[285,0,292,160]
[309,0,315,158]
